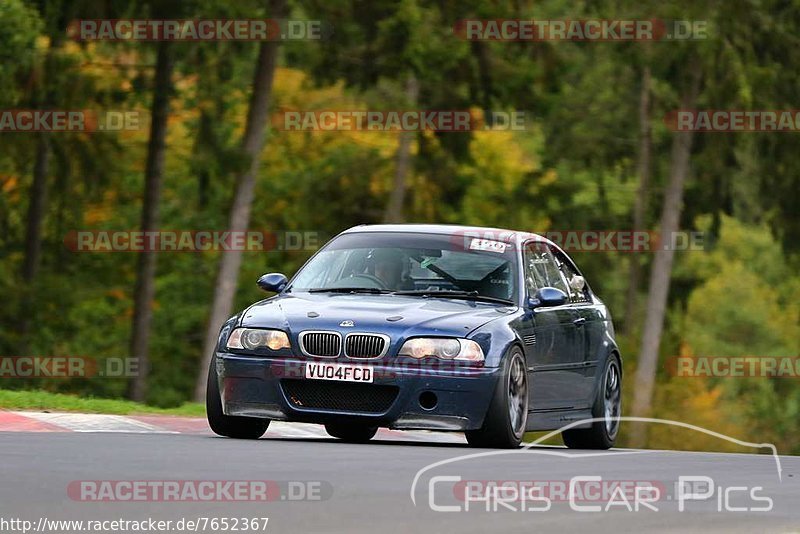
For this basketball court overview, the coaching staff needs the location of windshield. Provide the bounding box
[289,231,518,302]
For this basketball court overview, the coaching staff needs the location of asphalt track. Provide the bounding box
[1,425,799,534]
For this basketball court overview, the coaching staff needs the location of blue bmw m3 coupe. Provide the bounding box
[207,224,622,448]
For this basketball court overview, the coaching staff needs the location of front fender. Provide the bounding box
[468,310,525,368]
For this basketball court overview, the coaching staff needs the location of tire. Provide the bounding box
[324,423,378,443]
[206,357,269,439]
[466,347,528,449]
[562,354,621,450]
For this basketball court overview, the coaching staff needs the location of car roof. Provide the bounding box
[339,223,554,248]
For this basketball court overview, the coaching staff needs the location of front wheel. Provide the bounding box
[325,423,378,443]
[206,357,270,439]
[562,355,621,450]
[466,347,528,448]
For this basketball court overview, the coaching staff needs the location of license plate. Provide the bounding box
[305,362,373,383]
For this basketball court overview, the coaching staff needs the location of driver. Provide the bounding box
[368,248,405,288]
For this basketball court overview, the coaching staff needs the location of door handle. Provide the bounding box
[573,317,586,326]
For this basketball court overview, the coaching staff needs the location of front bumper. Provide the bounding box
[215,352,501,431]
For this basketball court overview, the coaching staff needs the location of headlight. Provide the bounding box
[226,328,291,351]
[398,338,484,362]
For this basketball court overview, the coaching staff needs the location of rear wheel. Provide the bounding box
[562,355,621,450]
[206,358,269,439]
[466,347,528,448]
[325,423,378,443]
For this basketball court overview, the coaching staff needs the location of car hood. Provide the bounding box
[239,292,516,338]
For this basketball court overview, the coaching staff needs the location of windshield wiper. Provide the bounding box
[309,287,392,294]
[392,289,514,305]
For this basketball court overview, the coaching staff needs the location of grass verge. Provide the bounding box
[0,389,205,417]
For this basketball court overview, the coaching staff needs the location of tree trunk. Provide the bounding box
[383,74,418,223]
[19,42,59,349]
[471,40,494,126]
[22,134,50,284]
[629,65,702,447]
[623,66,652,332]
[128,41,174,402]
[18,134,51,349]
[194,0,287,401]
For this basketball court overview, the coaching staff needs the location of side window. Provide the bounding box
[554,251,589,303]
[524,243,568,295]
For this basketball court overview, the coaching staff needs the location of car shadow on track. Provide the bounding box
[206,434,570,451]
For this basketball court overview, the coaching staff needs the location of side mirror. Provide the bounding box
[528,287,568,308]
[257,272,288,293]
